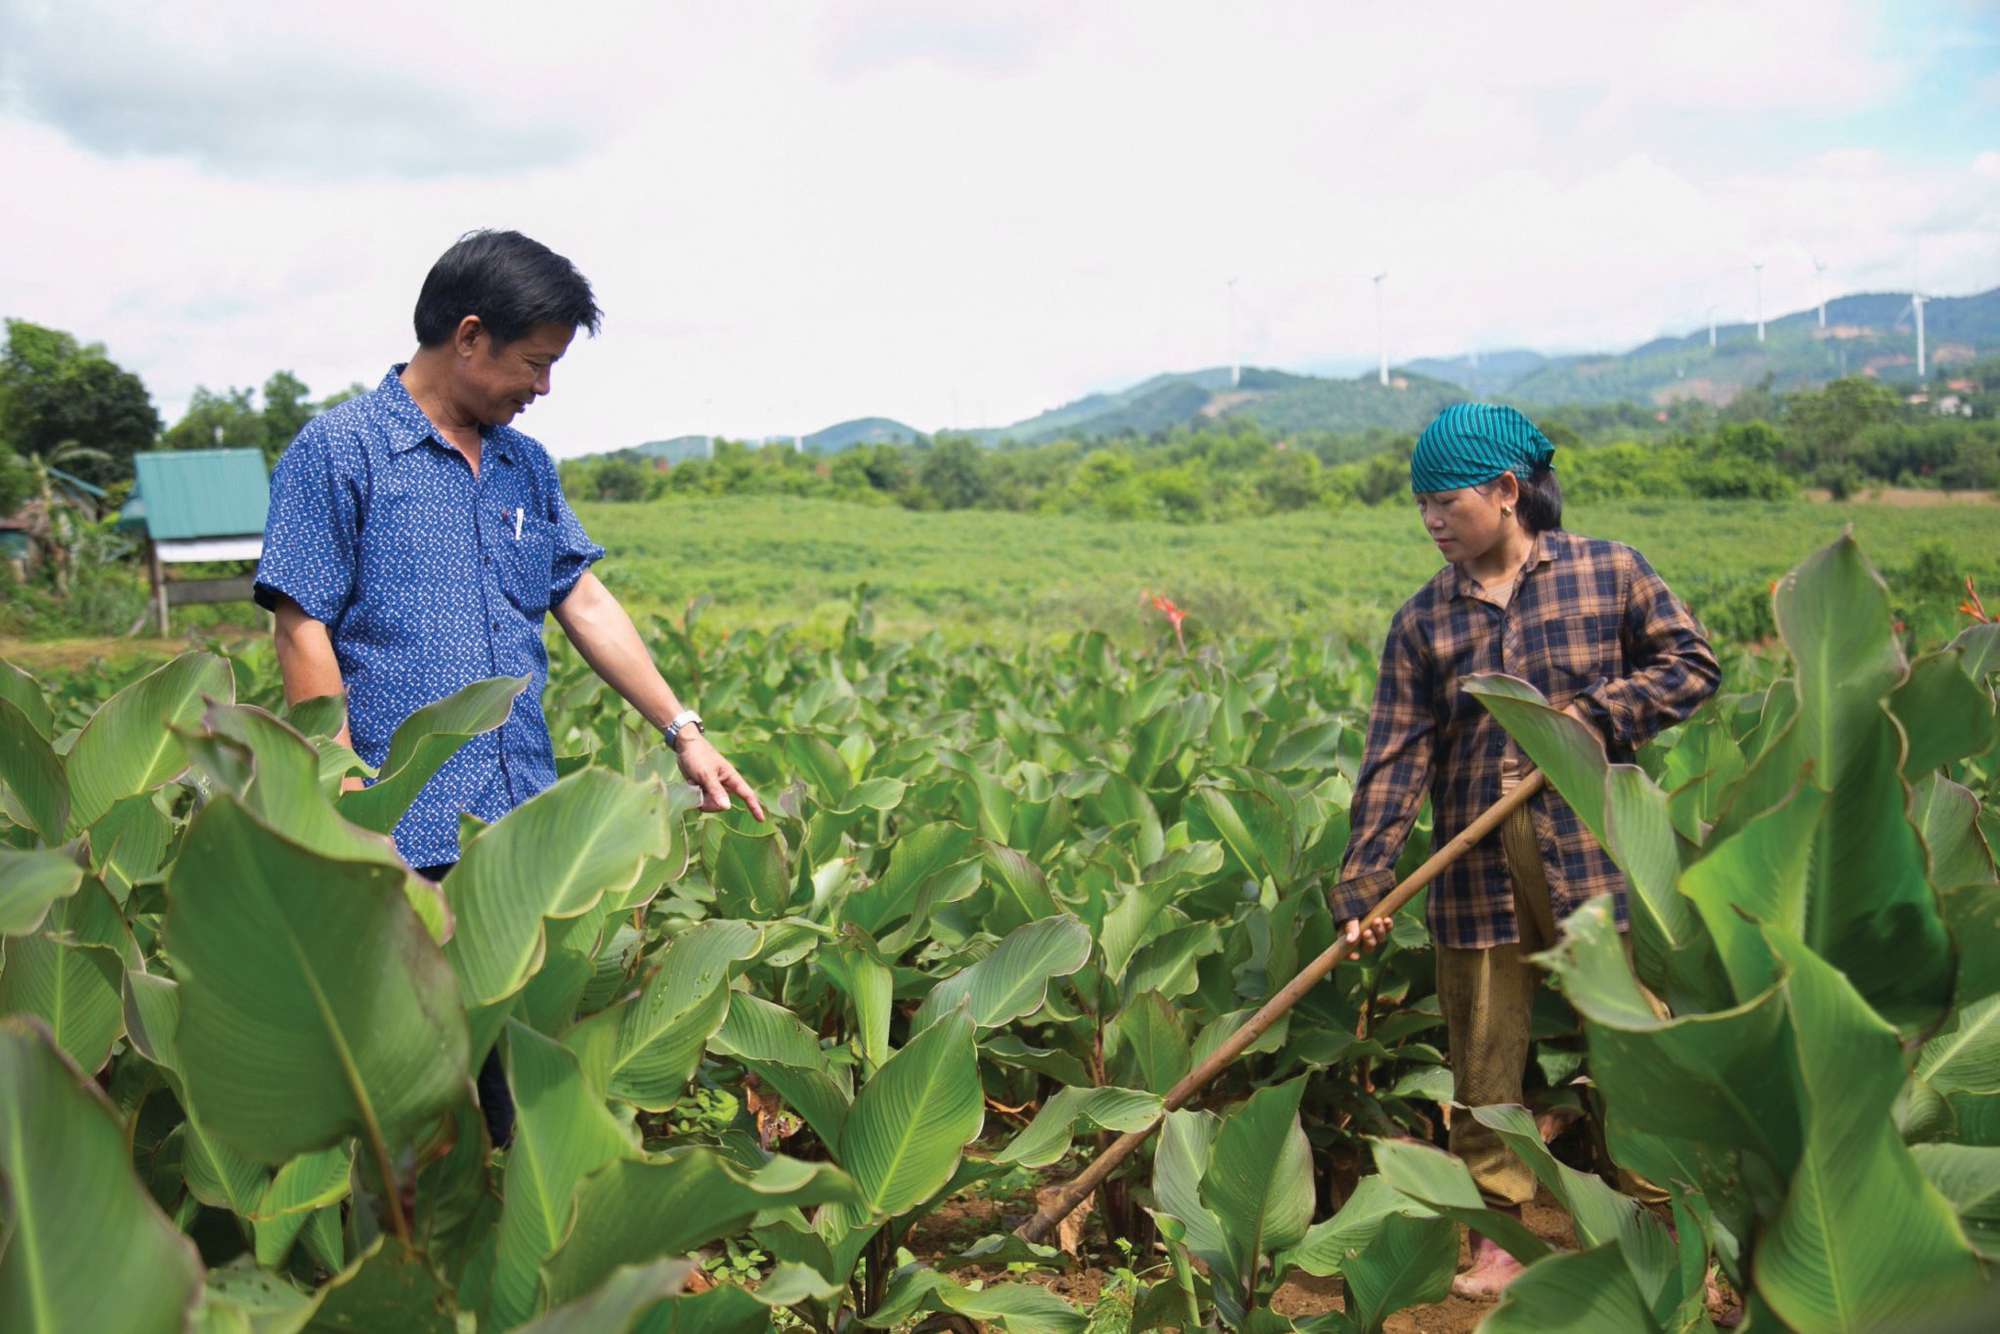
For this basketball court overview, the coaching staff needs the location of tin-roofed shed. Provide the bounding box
[120,449,270,633]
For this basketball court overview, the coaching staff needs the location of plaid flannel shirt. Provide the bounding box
[1330,530,1719,950]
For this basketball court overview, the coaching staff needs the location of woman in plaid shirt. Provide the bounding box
[1330,403,1719,1299]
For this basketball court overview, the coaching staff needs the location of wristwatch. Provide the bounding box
[663,710,704,750]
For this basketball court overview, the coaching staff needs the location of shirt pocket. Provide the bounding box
[1540,611,1625,690]
[501,513,557,615]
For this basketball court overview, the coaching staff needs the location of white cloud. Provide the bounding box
[0,0,1993,452]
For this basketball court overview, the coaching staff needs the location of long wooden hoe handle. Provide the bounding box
[1013,768,1548,1245]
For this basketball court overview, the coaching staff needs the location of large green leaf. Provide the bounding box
[166,796,469,1163]
[0,878,131,1071]
[1480,1242,1664,1334]
[336,675,526,833]
[1279,1174,1437,1277]
[709,993,852,1146]
[981,841,1059,935]
[1918,993,2000,1096]
[65,652,232,830]
[0,1015,202,1334]
[490,1021,636,1330]
[304,1237,457,1333]
[0,656,54,740]
[1756,930,1983,1332]
[1774,535,1954,1032]
[820,939,893,1068]
[565,919,762,1109]
[1678,780,1824,1004]
[184,704,446,941]
[447,768,671,1007]
[1151,1109,1229,1277]
[1893,647,1996,778]
[513,1258,693,1334]
[1366,1138,1552,1264]
[0,696,66,841]
[844,820,978,936]
[1911,1143,2000,1260]
[1461,676,1724,1009]
[1540,898,1803,1175]
[1099,843,1223,982]
[1474,1105,1679,1322]
[1186,783,1291,883]
[1337,1210,1457,1334]
[862,1267,1086,1332]
[1104,989,1192,1095]
[697,805,789,920]
[838,1003,984,1217]
[995,1084,1163,1168]
[1913,774,1995,895]
[0,846,83,936]
[1199,1077,1315,1299]
[911,913,1091,1033]
[539,1154,861,1310]
[119,970,277,1225]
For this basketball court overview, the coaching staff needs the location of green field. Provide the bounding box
[580,494,2000,646]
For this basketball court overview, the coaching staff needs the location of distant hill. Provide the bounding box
[803,417,921,452]
[625,436,711,463]
[991,365,1465,443]
[1497,287,2000,407]
[995,368,1237,442]
[602,285,1997,461]
[1404,350,1562,398]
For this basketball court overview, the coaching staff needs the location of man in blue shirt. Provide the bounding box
[255,230,762,1142]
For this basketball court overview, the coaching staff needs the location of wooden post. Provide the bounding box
[149,540,169,637]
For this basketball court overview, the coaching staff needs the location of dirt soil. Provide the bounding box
[909,1185,1739,1332]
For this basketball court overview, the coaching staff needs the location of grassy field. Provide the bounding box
[578,494,2000,646]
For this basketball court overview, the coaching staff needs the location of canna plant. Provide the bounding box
[1455,534,2000,1332]
[4,530,1997,1332]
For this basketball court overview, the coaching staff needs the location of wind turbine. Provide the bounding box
[1753,261,1766,343]
[1906,289,1928,381]
[1373,272,1389,386]
[1226,277,1240,388]
[1812,257,1829,329]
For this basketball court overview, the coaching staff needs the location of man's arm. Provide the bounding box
[550,571,765,820]
[272,595,366,791]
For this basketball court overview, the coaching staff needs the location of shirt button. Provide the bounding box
[491,620,499,630]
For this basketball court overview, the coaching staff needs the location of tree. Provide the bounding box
[164,371,342,463]
[0,441,29,517]
[163,386,268,455]
[0,320,161,487]
[261,371,316,453]
[1782,375,1903,470]
[915,436,988,510]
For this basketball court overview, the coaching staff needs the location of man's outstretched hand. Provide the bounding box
[676,731,766,820]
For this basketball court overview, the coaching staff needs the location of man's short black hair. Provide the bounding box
[413,230,603,348]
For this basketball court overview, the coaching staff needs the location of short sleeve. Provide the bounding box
[543,464,605,604]
[253,429,358,624]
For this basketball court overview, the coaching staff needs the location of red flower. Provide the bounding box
[1960,576,1991,623]
[1144,590,1189,653]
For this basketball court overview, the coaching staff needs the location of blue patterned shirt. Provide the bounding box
[254,367,604,867]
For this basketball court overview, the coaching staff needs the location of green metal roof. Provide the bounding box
[129,449,269,540]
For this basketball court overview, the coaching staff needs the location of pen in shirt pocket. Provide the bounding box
[513,507,523,541]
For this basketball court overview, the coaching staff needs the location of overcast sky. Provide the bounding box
[3,0,1997,454]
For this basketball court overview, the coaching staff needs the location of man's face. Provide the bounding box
[458,321,576,427]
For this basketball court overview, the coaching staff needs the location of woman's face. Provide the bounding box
[1414,473,1516,564]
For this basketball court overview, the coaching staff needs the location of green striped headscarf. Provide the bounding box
[1409,403,1555,494]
